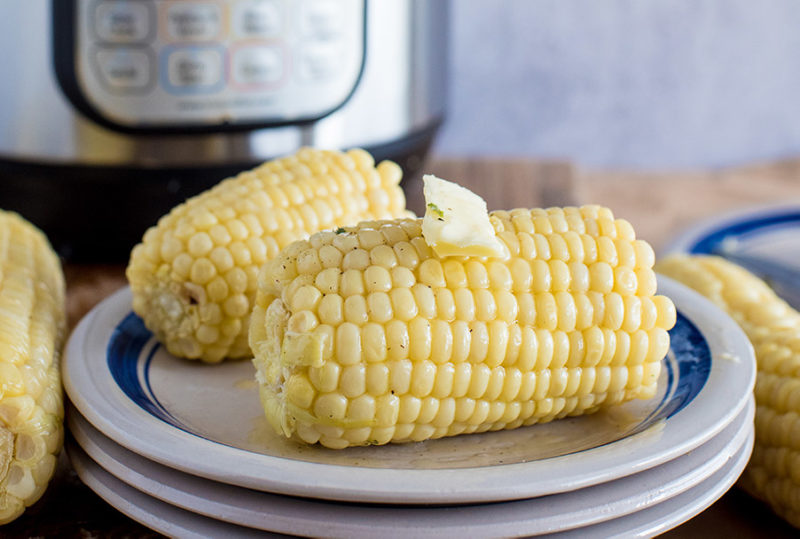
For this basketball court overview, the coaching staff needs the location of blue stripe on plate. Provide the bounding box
[689,211,800,254]
[106,311,711,442]
[655,312,710,420]
[106,313,184,430]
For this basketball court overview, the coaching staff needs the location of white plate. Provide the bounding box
[67,428,754,539]
[62,277,755,504]
[551,427,754,539]
[665,203,800,261]
[67,399,754,537]
[665,204,800,307]
[65,441,274,539]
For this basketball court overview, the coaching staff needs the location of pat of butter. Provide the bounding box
[421,174,509,259]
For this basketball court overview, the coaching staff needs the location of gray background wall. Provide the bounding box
[433,0,800,169]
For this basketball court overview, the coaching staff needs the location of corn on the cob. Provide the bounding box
[250,206,675,449]
[657,254,800,528]
[127,148,408,363]
[0,211,65,524]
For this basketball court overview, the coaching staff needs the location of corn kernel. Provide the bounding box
[340,364,366,398]
[364,266,392,293]
[335,323,362,365]
[390,288,418,321]
[223,294,249,318]
[340,269,365,297]
[443,261,467,289]
[343,249,371,271]
[370,245,398,268]
[434,288,456,321]
[389,359,413,394]
[454,288,476,321]
[410,360,436,397]
[190,258,217,285]
[366,363,389,394]
[394,242,420,270]
[344,295,368,325]
[408,318,432,361]
[391,266,416,288]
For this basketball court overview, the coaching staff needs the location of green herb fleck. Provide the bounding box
[427,202,444,218]
[335,227,346,234]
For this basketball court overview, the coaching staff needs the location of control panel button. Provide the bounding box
[300,0,343,40]
[94,1,153,43]
[165,2,222,42]
[164,47,224,93]
[73,0,367,127]
[232,0,282,38]
[94,47,153,91]
[232,45,283,86]
[297,43,342,82]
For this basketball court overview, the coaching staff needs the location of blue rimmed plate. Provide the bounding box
[62,277,755,504]
[664,204,800,307]
[665,204,800,259]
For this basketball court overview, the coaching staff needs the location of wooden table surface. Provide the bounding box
[6,157,800,537]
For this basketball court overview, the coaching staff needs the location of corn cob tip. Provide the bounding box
[126,148,409,363]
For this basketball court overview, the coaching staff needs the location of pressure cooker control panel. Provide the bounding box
[54,0,366,131]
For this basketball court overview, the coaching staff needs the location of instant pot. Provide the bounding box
[0,0,447,261]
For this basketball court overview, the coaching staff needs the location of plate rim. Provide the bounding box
[551,427,754,538]
[66,441,265,539]
[66,398,754,537]
[62,277,756,504]
[65,426,755,539]
[662,203,800,256]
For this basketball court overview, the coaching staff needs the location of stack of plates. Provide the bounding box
[62,276,756,538]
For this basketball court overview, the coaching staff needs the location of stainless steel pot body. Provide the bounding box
[1,0,446,165]
[0,0,447,260]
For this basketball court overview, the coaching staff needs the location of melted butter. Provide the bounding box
[247,414,313,456]
[597,404,649,432]
[639,419,667,439]
[243,402,661,470]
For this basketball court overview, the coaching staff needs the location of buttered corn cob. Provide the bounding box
[657,254,800,528]
[0,211,65,524]
[250,205,676,449]
[127,148,408,363]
